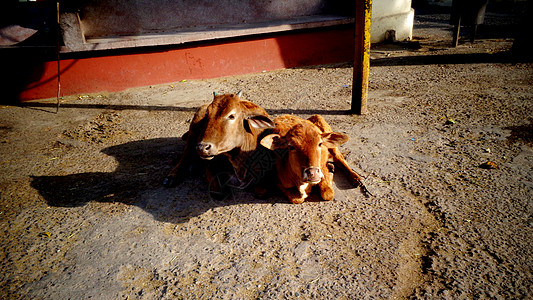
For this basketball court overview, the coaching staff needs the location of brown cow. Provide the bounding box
[260,114,368,204]
[163,92,275,198]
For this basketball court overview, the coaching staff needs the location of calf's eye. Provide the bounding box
[228,114,235,120]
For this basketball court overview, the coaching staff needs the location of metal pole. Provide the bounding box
[56,1,61,113]
[352,0,372,115]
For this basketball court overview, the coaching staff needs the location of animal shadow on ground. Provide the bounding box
[30,138,293,223]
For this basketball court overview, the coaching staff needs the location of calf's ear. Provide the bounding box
[322,132,349,148]
[260,134,283,150]
[244,115,275,132]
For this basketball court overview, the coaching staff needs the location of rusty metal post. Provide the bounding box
[352,0,372,114]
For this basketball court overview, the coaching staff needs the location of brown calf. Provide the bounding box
[260,114,366,204]
[163,92,274,197]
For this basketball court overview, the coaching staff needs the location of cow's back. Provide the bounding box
[273,115,308,135]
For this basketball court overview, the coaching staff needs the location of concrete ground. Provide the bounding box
[1,5,531,299]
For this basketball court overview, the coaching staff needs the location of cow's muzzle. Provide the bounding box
[197,142,215,160]
[303,167,323,184]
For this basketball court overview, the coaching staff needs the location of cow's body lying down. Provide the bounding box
[261,114,365,204]
[163,92,274,199]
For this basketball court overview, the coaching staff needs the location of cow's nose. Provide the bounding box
[197,142,215,158]
[304,167,323,183]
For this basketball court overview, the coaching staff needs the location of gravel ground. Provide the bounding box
[1,6,531,299]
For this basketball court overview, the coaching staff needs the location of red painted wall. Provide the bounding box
[11,26,354,101]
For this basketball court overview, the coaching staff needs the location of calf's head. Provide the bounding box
[196,92,274,159]
[261,122,349,184]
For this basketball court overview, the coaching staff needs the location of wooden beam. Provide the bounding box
[59,15,354,53]
[352,0,372,114]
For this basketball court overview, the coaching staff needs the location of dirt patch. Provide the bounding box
[1,7,532,299]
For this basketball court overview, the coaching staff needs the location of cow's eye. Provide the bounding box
[288,145,295,151]
[228,114,235,120]
[318,142,323,147]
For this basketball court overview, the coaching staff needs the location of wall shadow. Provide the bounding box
[20,102,197,113]
[1,0,64,105]
[371,50,532,67]
[2,48,50,105]
[17,101,352,116]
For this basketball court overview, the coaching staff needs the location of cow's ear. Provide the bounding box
[322,132,349,148]
[244,115,274,132]
[240,100,269,117]
[260,134,284,150]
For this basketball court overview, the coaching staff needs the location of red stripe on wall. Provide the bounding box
[15,27,354,101]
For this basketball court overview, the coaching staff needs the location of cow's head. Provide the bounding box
[261,122,348,184]
[196,92,274,159]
